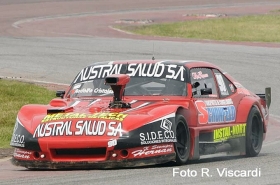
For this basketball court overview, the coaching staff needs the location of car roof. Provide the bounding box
[87,60,221,70]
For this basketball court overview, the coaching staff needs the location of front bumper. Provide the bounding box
[11,153,175,169]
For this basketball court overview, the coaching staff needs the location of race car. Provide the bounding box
[10,60,271,169]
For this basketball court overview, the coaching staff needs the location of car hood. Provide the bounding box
[17,97,189,138]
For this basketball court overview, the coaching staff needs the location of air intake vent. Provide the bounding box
[105,77,118,84]
[51,148,106,159]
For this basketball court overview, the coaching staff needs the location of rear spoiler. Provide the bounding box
[256,87,271,109]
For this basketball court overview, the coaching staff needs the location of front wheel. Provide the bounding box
[245,106,264,157]
[174,114,190,165]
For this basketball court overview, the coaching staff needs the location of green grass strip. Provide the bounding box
[118,14,280,42]
[0,79,55,148]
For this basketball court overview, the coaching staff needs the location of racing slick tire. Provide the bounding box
[245,106,264,157]
[174,114,190,165]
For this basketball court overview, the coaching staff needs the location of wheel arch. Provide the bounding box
[174,107,199,161]
[236,96,266,133]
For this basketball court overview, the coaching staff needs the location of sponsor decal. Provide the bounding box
[33,120,123,138]
[73,63,186,83]
[41,112,128,123]
[73,83,81,89]
[203,99,233,106]
[73,64,124,83]
[131,144,174,157]
[108,139,117,147]
[215,73,229,96]
[192,71,209,80]
[139,119,177,145]
[13,148,32,159]
[213,123,246,142]
[14,154,30,159]
[11,134,25,147]
[10,120,25,147]
[94,88,113,94]
[127,63,185,81]
[75,88,93,94]
[195,99,236,124]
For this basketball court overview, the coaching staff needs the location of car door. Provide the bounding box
[190,67,237,125]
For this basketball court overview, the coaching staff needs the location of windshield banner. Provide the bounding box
[73,63,186,83]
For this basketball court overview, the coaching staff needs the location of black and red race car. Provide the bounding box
[10,60,271,169]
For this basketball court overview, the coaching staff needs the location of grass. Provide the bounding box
[0,79,55,148]
[116,14,280,42]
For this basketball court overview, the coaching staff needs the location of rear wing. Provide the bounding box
[256,87,271,109]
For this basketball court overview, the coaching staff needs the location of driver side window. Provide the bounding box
[190,68,217,98]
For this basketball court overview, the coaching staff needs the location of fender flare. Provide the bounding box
[236,96,266,133]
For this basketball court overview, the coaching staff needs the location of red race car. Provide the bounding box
[10,60,271,169]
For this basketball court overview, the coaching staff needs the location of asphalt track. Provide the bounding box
[1,0,280,185]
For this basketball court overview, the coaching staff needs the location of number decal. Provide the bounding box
[215,73,229,96]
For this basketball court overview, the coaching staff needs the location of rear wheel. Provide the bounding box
[245,107,263,157]
[174,114,190,165]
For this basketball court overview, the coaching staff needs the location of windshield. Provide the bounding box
[67,62,188,98]
[67,77,186,98]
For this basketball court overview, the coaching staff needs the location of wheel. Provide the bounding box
[245,106,264,157]
[174,114,190,165]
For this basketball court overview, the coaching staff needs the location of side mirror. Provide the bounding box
[201,88,212,95]
[56,90,65,98]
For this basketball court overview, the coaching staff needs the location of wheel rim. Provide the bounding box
[176,121,188,158]
[251,116,260,150]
